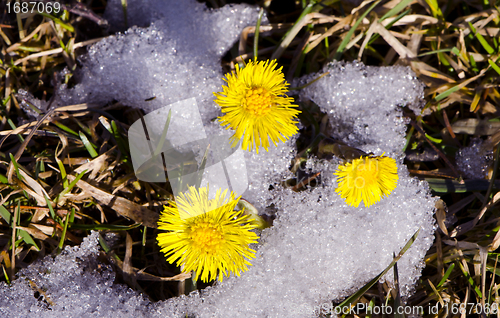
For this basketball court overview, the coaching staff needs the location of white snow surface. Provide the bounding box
[55,0,264,127]
[455,137,492,179]
[1,1,437,317]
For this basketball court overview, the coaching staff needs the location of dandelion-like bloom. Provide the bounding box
[334,154,398,207]
[157,186,259,282]
[214,59,300,153]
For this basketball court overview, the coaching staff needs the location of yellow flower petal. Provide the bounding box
[334,154,398,207]
[214,59,301,153]
[157,186,259,282]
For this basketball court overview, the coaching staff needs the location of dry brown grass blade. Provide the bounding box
[18,169,50,206]
[135,270,191,282]
[15,179,46,206]
[305,15,352,54]
[435,231,444,277]
[443,239,482,251]
[358,19,378,59]
[385,14,439,27]
[410,60,456,83]
[479,247,487,307]
[66,175,158,228]
[10,205,18,279]
[373,21,416,59]
[238,24,290,57]
[29,223,54,236]
[408,169,455,178]
[451,118,500,135]
[13,37,103,66]
[16,226,49,241]
[123,232,133,276]
[5,107,57,184]
[28,279,55,307]
[450,191,500,238]
[0,120,47,136]
[435,199,448,236]
[112,252,192,282]
[0,189,24,207]
[292,172,321,192]
[442,110,461,147]
[122,232,137,288]
[490,226,500,251]
[74,146,116,180]
[271,13,318,61]
[6,22,51,52]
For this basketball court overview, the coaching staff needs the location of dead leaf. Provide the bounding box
[67,175,158,228]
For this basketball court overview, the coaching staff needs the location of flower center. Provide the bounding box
[352,158,379,188]
[189,219,224,254]
[243,87,272,116]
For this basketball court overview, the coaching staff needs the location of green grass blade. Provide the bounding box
[18,229,39,251]
[334,0,381,60]
[468,22,494,54]
[38,12,74,32]
[379,0,413,21]
[426,178,500,193]
[424,0,443,19]
[58,207,75,251]
[434,85,462,102]
[402,126,414,152]
[437,263,455,288]
[2,265,10,285]
[43,194,59,224]
[488,59,500,75]
[368,9,411,46]
[111,120,130,159]
[457,260,482,298]
[56,158,68,189]
[9,153,23,181]
[270,1,314,61]
[79,131,98,158]
[56,170,87,203]
[0,205,12,225]
[98,233,121,261]
[366,298,376,318]
[121,0,128,29]
[451,47,460,55]
[53,121,79,137]
[425,133,442,144]
[7,119,24,143]
[253,8,265,60]
[70,223,141,231]
[417,48,453,58]
[336,228,420,311]
[393,258,404,318]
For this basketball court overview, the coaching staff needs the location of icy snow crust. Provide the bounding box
[455,137,492,179]
[298,61,424,158]
[0,232,152,317]
[1,1,436,317]
[56,0,263,127]
[156,63,436,317]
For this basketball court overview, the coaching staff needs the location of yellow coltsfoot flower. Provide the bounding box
[334,154,398,207]
[214,59,300,153]
[157,186,259,282]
